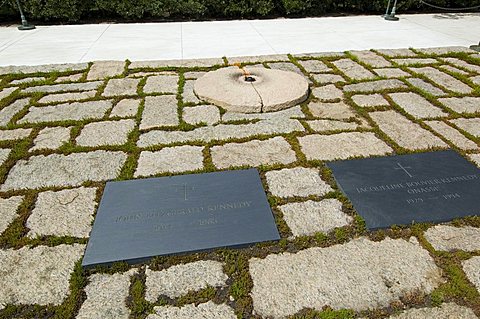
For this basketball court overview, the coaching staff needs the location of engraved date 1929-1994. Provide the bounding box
[406,193,461,204]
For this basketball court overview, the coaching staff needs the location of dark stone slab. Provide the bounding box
[327,150,480,230]
[82,168,279,268]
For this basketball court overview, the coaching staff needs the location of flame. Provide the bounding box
[232,63,250,78]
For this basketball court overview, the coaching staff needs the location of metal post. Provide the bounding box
[15,0,35,30]
[383,0,392,17]
[384,0,400,21]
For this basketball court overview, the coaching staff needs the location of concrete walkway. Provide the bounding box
[0,13,479,66]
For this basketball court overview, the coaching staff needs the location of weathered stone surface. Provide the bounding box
[417,46,477,55]
[87,61,125,80]
[343,79,407,92]
[10,77,46,85]
[143,75,179,94]
[0,63,88,75]
[463,257,480,293]
[350,50,392,68]
[424,225,480,252]
[308,101,357,119]
[38,91,96,104]
[0,128,32,141]
[222,106,304,122]
[406,78,446,96]
[76,119,135,147]
[332,59,375,80]
[145,260,227,301]
[373,68,410,78]
[249,237,442,317]
[2,151,127,191]
[376,48,417,57]
[279,199,352,236]
[295,52,345,58]
[469,153,480,167]
[307,119,360,132]
[211,137,296,169]
[127,71,176,79]
[20,100,111,124]
[450,118,480,137]
[390,303,478,319]
[135,145,203,177]
[183,105,220,125]
[266,167,332,198]
[268,62,303,76]
[298,60,331,73]
[392,58,438,65]
[352,94,389,107]
[0,196,23,234]
[0,87,17,100]
[0,244,85,308]
[425,120,477,151]
[440,65,469,75]
[31,126,71,151]
[0,148,11,166]
[76,269,137,319]
[24,81,102,94]
[147,302,236,319]
[110,99,140,118]
[140,95,179,130]
[27,187,96,238]
[55,73,83,83]
[312,84,343,100]
[0,98,29,127]
[183,80,201,104]
[184,71,207,79]
[370,111,447,150]
[312,74,345,84]
[299,132,392,161]
[129,58,224,69]
[228,54,289,64]
[471,75,480,85]
[389,92,447,119]
[439,97,480,114]
[410,67,472,94]
[103,78,140,97]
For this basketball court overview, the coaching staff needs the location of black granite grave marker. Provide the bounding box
[327,150,480,230]
[82,168,279,268]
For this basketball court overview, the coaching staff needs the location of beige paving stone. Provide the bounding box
[183,80,201,104]
[129,58,224,69]
[417,46,477,55]
[23,81,102,94]
[0,98,29,127]
[0,128,32,141]
[147,301,236,319]
[425,120,478,150]
[227,54,289,64]
[145,260,227,301]
[439,97,480,114]
[27,187,96,238]
[76,269,137,319]
[373,68,410,78]
[370,110,447,150]
[183,105,220,125]
[332,59,375,80]
[110,98,141,117]
[10,77,46,85]
[279,199,352,236]
[0,244,85,309]
[440,65,470,76]
[184,71,207,79]
[307,119,360,132]
[351,94,389,107]
[135,145,203,177]
[211,137,296,169]
[350,50,392,67]
[265,167,332,198]
[87,61,125,80]
[463,257,480,293]
[103,78,140,97]
[308,101,357,119]
[343,79,407,92]
[0,196,23,234]
[299,132,392,161]
[38,90,96,104]
[298,59,331,73]
[392,58,438,65]
[2,151,127,191]
[425,225,480,252]
[19,100,111,124]
[312,73,345,84]
[140,95,179,130]
[76,119,135,147]
[222,106,304,122]
[406,78,446,96]
[0,148,11,166]
[389,92,447,119]
[376,48,417,57]
[55,73,83,83]
[0,62,88,75]
[410,67,472,94]
[450,118,480,137]
[0,87,17,100]
[143,75,179,94]
[390,303,477,319]
[249,237,442,317]
[468,153,480,167]
[312,84,343,100]
[31,126,71,151]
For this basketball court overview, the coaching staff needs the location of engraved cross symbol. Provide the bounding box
[173,183,194,201]
[394,162,413,178]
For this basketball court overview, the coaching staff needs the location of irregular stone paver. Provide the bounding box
[2,151,127,191]
[312,73,345,84]
[0,244,85,308]
[228,54,288,64]
[296,52,345,58]
[110,99,141,118]
[417,46,477,55]
[469,153,480,167]
[143,75,179,94]
[0,63,88,75]
[147,302,236,319]
[31,127,71,151]
[410,67,472,94]
[249,237,442,317]
[140,95,179,130]
[389,92,447,119]
[38,90,96,104]
[312,84,343,100]
[332,59,375,80]
[376,48,417,57]
[211,137,296,169]
[0,148,11,166]
[76,269,137,319]
[76,119,135,147]
[390,303,478,319]
[145,260,227,301]
[442,57,480,73]
[268,62,303,76]
[307,119,360,132]
[0,196,23,234]
[222,106,304,122]
[129,58,224,69]
[23,81,102,94]
[351,94,389,107]
[298,59,331,73]
[425,120,477,150]
[308,101,357,119]
[279,199,352,236]
[373,68,410,78]
[406,77,446,96]
[0,98,29,127]
[392,58,438,65]
[299,132,392,161]
[27,187,96,238]
[184,71,207,79]
[265,167,332,198]
[87,61,125,80]
[439,97,480,114]
[471,75,480,85]
[183,105,220,125]
[55,74,83,83]
[350,50,392,68]
[135,145,203,177]
[440,65,469,76]
[0,87,17,100]
[424,225,480,252]
[103,78,140,97]
[450,118,480,137]
[183,80,201,104]
[343,79,407,92]
[10,77,46,85]
[0,128,32,141]
[370,110,447,150]
[19,100,112,124]
[463,257,480,292]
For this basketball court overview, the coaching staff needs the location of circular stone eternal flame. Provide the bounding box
[194,67,309,113]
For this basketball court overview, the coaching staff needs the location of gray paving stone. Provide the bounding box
[425,225,480,252]
[38,90,97,104]
[110,98,141,118]
[375,48,417,57]
[468,153,480,167]
[249,237,442,317]
[135,145,204,177]
[312,84,343,100]
[332,59,375,80]
[351,94,389,107]
[308,101,357,119]
[76,119,135,147]
[295,52,345,58]
[222,106,304,122]
[143,75,179,94]
[450,118,480,137]
[389,92,447,119]
[406,78,446,96]
[0,148,11,166]
[312,74,345,84]
[55,73,83,83]
[147,301,236,319]
[471,75,480,85]
[0,196,23,234]
[0,98,29,127]
[184,71,207,79]
[390,303,477,319]
[103,78,140,97]
[343,79,407,92]
[87,61,125,80]
[31,127,71,151]
[19,100,112,124]
[350,50,392,68]
[183,105,220,125]
[140,95,179,130]
[227,54,289,64]
[0,63,88,75]
[145,260,227,301]
[27,187,96,238]
[298,132,392,161]
[425,120,478,151]
[10,77,46,85]
[440,65,470,76]
[438,97,480,114]
[268,62,303,76]
[307,119,360,132]
[417,46,477,55]
[0,128,32,141]
[211,137,296,169]
[129,58,224,69]
[2,151,127,191]
[392,58,438,65]
[463,257,480,293]
[183,80,201,104]
[23,81,102,94]
[370,110,447,150]
[298,59,331,73]
[0,87,17,101]
[410,67,472,94]
[0,244,85,309]
[373,68,410,78]
[265,167,332,198]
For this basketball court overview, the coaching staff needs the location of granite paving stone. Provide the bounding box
[55,73,83,83]
[468,153,480,167]
[351,94,389,107]
[438,97,480,114]
[417,46,477,55]
[265,167,332,198]
[110,98,141,118]
[425,120,478,150]
[389,303,478,319]
[268,62,304,76]
[406,78,446,96]
[308,101,357,119]
[183,105,220,125]
[103,78,140,97]
[143,75,179,94]
[450,118,480,137]
[332,59,375,80]
[373,68,410,78]
[76,119,135,147]
[295,52,345,58]
[0,148,11,166]
[410,67,472,93]
[376,48,417,57]
[0,128,32,141]
[140,95,179,130]
[471,75,480,85]
[0,87,17,100]
[182,80,201,104]
[312,74,345,84]
[343,79,407,92]
[312,84,343,100]
[129,58,224,69]
[462,257,480,292]
[221,106,304,122]
[0,98,29,126]
[147,302,236,319]
[0,63,88,75]
[307,119,360,132]
[37,91,97,104]
[0,196,24,234]
[392,58,438,65]
[31,126,71,150]
[350,50,392,68]
[440,65,469,76]
[227,54,289,64]
[424,225,480,252]
[87,61,125,81]
[297,59,331,73]
[23,81,102,94]
[389,92,447,119]
[10,77,46,85]
[184,71,207,79]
